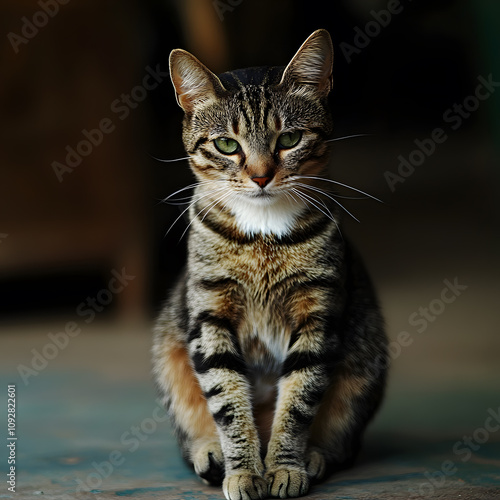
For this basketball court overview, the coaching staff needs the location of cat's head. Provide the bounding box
[169,29,334,236]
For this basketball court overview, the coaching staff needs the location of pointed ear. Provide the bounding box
[280,29,334,96]
[169,49,226,113]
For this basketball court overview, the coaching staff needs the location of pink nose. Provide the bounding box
[251,176,272,188]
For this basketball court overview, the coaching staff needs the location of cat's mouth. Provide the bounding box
[244,189,277,203]
[249,189,273,198]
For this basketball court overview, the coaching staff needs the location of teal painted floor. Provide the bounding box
[1,307,499,500]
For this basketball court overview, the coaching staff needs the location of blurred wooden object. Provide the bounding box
[0,1,151,318]
[175,0,229,72]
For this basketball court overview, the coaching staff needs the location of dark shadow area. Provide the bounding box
[1,0,498,319]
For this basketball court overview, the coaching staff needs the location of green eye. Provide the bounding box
[214,137,240,154]
[278,131,302,149]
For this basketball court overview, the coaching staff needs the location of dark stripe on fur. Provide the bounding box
[188,311,237,343]
[196,206,256,244]
[302,385,327,407]
[231,118,239,135]
[277,215,332,246]
[225,454,245,470]
[290,277,335,294]
[240,105,252,131]
[198,148,229,167]
[274,451,301,468]
[281,351,329,375]
[192,350,246,375]
[289,406,314,427]
[204,385,224,399]
[197,202,331,247]
[188,137,208,154]
[212,403,235,427]
[191,162,214,173]
[261,89,272,128]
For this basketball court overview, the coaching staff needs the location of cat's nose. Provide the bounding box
[251,176,272,188]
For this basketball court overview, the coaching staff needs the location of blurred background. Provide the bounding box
[0,0,498,318]
[0,0,499,498]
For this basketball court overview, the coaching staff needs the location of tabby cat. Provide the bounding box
[153,29,388,500]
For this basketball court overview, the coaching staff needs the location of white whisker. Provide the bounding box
[179,189,232,242]
[295,175,383,203]
[220,191,237,213]
[294,182,360,223]
[291,188,342,238]
[150,154,191,163]
[328,194,368,200]
[164,186,227,237]
[286,178,367,200]
[325,133,372,143]
[292,188,334,221]
[201,191,233,223]
[159,180,218,205]
[162,183,203,201]
[283,190,300,208]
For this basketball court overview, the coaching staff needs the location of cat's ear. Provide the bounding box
[280,29,334,96]
[169,49,226,113]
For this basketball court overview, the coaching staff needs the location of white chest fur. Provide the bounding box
[225,194,306,238]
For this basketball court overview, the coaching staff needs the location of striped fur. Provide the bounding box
[153,30,387,500]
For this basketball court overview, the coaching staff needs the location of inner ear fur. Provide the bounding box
[280,29,334,96]
[169,49,226,113]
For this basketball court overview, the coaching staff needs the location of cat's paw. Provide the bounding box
[223,472,267,500]
[265,468,309,498]
[305,447,326,481]
[192,440,225,486]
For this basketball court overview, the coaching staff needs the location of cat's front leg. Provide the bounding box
[264,312,335,498]
[264,365,330,498]
[190,317,267,500]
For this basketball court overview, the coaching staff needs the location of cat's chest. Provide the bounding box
[195,226,327,369]
[229,238,303,292]
[212,239,300,357]
[239,303,290,373]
